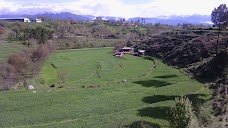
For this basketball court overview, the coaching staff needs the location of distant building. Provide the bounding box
[52,33,58,38]
[114,52,123,58]
[0,18,31,22]
[93,17,105,23]
[24,18,31,22]
[35,19,42,23]
[120,47,134,54]
[138,50,146,56]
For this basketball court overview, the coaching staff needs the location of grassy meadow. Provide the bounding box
[0,48,211,128]
[0,40,27,62]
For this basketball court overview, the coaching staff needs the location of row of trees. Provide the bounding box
[8,22,53,44]
[22,27,53,44]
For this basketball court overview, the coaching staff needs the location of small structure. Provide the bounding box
[120,47,134,54]
[24,18,31,22]
[122,79,127,82]
[115,52,123,58]
[27,85,34,90]
[52,33,58,38]
[113,46,134,57]
[0,18,31,22]
[35,19,42,23]
[138,50,146,56]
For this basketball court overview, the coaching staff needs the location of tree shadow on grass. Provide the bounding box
[133,80,172,88]
[124,121,161,128]
[138,106,170,120]
[154,75,178,79]
[142,95,176,104]
[138,94,209,119]
[142,94,208,106]
[186,94,208,108]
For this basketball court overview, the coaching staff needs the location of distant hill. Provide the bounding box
[30,12,94,21]
[0,12,94,21]
[0,12,212,25]
[128,15,212,25]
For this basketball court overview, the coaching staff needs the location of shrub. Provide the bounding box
[31,46,49,62]
[0,63,17,90]
[8,52,31,77]
[113,42,125,52]
[167,96,199,128]
[1,44,55,90]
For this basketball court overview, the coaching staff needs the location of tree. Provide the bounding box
[0,63,17,90]
[167,96,199,128]
[8,52,31,78]
[113,42,125,52]
[211,4,228,54]
[35,27,42,41]
[40,29,49,44]
[211,4,228,27]
[31,46,49,62]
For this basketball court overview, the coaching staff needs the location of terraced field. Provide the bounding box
[0,48,210,128]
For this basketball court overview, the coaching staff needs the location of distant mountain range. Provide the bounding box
[0,12,94,21]
[0,12,212,25]
[129,15,212,25]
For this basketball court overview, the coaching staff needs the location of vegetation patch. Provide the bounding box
[0,48,210,128]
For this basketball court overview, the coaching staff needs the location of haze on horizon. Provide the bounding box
[0,0,228,18]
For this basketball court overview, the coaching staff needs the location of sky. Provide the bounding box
[0,0,228,18]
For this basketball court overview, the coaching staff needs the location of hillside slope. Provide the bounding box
[140,29,228,127]
[143,29,228,80]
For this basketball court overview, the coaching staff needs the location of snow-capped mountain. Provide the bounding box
[128,15,212,25]
[0,12,212,25]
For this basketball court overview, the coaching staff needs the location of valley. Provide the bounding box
[0,48,210,128]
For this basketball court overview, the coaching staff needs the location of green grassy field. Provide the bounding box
[0,40,26,62]
[0,48,210,128]
[0,26,27,62]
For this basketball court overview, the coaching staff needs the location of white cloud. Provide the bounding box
[0,0,228,17]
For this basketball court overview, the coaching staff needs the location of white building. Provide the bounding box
[24,18,31,22]
[0,18,31,22]
[35,19,42,23]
